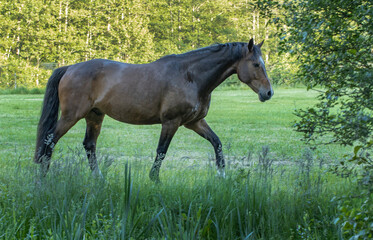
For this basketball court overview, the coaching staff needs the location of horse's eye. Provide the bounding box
[253,63,260,68]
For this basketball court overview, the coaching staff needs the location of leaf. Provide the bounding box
[343,221,353,230]
[354,145,362,155]
[302,31,308,42]
[347,49,357,55]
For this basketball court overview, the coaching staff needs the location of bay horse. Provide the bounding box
[34,38,273,181]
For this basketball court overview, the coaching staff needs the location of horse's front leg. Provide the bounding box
[185,119,225,178]
[149,120,180,182]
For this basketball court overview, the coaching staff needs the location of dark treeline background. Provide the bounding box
[0,0,293,88]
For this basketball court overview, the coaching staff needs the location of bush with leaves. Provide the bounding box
[280,0,372,238]
[281,0,372,146]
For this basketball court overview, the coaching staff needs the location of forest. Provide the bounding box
[0,0,290,88]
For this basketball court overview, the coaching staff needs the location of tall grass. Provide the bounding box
[0,147,353,239]
[0,89,359,239]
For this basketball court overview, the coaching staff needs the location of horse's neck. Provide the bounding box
[186,54,239,96]
[200,63,237,96]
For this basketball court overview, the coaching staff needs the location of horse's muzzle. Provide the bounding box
[259,89,274,102]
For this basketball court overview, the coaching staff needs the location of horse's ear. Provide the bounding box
[258,40,264,48]
[248,38,254,52]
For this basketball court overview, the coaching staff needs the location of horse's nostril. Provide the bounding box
[267,91,272,97]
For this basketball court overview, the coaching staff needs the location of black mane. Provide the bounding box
[157,42,248,62]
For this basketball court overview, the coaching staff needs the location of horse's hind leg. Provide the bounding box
[83,109,105,176]
[40,114,80,175]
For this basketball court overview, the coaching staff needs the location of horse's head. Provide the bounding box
[236,39,273,102]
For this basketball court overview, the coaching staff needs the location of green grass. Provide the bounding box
[0,86,45,95]
[0,88,347,165]
[0,88,358,239]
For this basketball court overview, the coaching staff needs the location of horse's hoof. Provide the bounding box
[216,168,226,178]
[149,175,160,183]
[39,162,50,178]
[149,170,160,183]
[92,168,104,179]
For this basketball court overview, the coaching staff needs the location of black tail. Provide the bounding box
[34,66,69,163]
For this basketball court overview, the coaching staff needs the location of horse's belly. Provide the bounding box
[92,77,164,124]
[108,111,161,125]
[99,100,162,125]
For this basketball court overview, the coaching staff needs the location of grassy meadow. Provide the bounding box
[0,88,358,239]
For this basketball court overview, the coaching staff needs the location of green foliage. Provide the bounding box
[0,0,286,89]
[334,193,373,240]
[0,58,52,88]
[266,54,299,85]
[281,0,372,146]
[280,0,373,238]
[0,86,44,95]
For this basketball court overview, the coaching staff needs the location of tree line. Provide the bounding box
[0,0,289,88]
